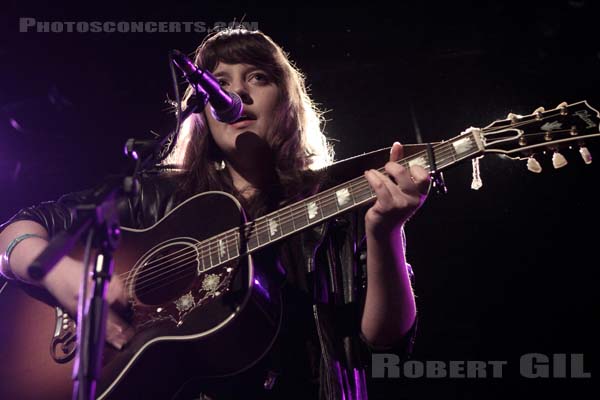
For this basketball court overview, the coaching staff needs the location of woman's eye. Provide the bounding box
[250,73,269,83]
[217,79,228,87]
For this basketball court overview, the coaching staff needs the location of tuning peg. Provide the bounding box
[579,146,592,164]
[556,101,568,115]
[507,112,523,122]
[527,156,542,173]
[552,151,568,169]
[533,107,544,120]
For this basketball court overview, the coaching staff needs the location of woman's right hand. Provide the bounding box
[42,257,135,350]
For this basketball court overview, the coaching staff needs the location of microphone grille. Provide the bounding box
[211,91,243,123]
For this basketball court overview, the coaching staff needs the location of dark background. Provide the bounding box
[1,1,598,399]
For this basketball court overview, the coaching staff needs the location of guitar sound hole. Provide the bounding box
[133,243,198,305]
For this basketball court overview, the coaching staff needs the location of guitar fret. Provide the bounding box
[436,143,455,170]
[223,234,230,262]
[256,218,270,246]
[368,184,375,198]
[246,224,259,250]
[199,244,210,272]
[292,203,309,231]
[352,180,373,203]
[217,235,227,263]
[348,182,358,206]
[284,207,294,233]
[227,232,239,260]
[315,197,326,220]
[320,191,338,218]
[209,240,219,267]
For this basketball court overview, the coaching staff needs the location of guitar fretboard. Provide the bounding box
[197,131,484,271]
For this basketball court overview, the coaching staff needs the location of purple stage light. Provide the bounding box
[9,118,22,132]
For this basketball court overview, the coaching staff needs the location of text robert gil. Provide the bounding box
[372,353,591,379]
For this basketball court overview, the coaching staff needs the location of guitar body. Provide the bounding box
[0,192,284,399]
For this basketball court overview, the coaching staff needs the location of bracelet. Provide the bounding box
[0,233,45,281]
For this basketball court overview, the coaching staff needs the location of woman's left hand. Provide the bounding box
[364,142,430,236]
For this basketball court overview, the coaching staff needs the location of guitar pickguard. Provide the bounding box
[131,263,235,330]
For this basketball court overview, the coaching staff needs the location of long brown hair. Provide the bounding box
[163,29,334,217]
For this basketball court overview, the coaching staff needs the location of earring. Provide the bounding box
[215,160,226,171]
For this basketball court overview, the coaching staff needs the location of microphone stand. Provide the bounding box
[26,87,208,400]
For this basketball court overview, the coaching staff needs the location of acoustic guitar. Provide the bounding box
[0,101,598,399]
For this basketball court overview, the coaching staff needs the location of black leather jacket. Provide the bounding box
[1,148,416,400]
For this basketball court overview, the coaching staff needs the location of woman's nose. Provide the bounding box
[229,81,253,104]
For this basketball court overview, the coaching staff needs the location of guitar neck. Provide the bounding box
[197,130,485,271]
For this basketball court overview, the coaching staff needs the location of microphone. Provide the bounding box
[170,49,243,123]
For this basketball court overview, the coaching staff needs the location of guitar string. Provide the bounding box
[122,155,412,285]
[130,141,578,296]
[124,124,583,293]
[129,138,499,295]
[127,106,584,280]
[129,162,436,294]
[122,137,464,285]
[124,147,443,291]
[128,174,384,294]
[124,118,576,284]
[127,158,425,298]
[124,124,580,293]
[125,123,581,293]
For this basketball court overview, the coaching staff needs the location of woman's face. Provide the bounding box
[205,62,280,159]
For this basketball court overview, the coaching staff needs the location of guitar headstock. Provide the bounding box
[480,100,600,172]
